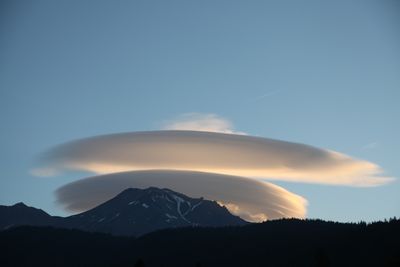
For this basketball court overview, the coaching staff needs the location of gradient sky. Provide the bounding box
[1,0,399,222]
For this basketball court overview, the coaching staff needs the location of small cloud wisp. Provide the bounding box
[162,113,246,135]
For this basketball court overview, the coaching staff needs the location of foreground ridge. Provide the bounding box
[0,218,399,267]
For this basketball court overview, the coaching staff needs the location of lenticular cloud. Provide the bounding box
[35,129,393,222]
[55,170,307,222]
[37,130,392,186]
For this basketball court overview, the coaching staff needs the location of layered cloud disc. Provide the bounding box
[55,170,307,222]
[36,131,392,186]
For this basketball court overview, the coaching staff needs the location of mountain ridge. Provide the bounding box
[0,187,247,236]
[0,201,61,230]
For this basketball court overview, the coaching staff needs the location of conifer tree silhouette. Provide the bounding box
[134,258,145,267]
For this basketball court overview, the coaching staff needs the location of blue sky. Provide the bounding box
[1,0,399,222]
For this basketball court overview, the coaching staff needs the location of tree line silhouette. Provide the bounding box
[0,218,399,267]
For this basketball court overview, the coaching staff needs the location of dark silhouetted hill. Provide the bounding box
[0,202,62,230]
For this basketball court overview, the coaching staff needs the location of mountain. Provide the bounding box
[0,187,247,236]
[0,202,61,230]
[61,187,247,236]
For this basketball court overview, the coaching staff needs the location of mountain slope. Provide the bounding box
[61,187,247,236]
[0,187,247,236]
[0,202,60,230]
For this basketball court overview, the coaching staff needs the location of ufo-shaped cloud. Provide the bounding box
[37,130,392,186]
[55,170,307,222]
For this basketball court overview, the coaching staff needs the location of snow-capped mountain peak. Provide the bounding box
[61,187,247,236]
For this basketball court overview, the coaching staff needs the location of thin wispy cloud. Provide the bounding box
[30,167,59,177]
[255,90,281,101]
[55,170,307,222]
[363,142,379,150]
